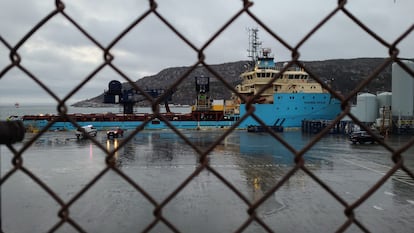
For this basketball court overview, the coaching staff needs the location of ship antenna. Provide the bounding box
[247,28,262,64]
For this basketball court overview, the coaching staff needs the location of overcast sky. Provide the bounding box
[1,0,413,105]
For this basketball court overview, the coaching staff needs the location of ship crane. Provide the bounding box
[103,80,174,114]
[194,76,211,111]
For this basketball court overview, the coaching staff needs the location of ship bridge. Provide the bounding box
[256,48,276,70]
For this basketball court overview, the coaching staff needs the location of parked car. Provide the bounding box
[349,130,383,144]
[75,125,97,139]
[106,127,124,139]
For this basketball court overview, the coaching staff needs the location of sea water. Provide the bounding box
[1,129,414,233]
[1,103,414,233]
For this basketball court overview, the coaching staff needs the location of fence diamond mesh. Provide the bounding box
[1,1,413,232]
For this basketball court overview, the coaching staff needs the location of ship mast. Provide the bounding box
[247,28,262,64]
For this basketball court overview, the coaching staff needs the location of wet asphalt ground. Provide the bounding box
[1,130,414,233]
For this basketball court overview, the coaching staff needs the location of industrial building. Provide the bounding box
[350,60,414,134]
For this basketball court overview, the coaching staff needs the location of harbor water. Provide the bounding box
[1,105,414,232]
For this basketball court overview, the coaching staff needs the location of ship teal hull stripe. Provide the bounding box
[22,119,236,130]
[22,93,341,131]
[239,93,341,128]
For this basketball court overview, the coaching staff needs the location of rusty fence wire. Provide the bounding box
[1,0,414,232]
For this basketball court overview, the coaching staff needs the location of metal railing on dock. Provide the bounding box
[302,120,353,134]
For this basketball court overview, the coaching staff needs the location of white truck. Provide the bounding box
[75,125,97,139]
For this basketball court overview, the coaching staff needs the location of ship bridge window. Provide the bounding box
[274,85,282,92]
[266,73,271,78]
[288,74,294,79]
[295,75,300,79]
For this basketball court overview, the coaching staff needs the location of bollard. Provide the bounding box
[0,121,25,145]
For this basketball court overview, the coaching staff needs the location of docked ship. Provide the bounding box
[20,29,341,131]
[235,48,341,128]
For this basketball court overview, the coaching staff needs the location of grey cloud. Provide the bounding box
[1,0,413,105]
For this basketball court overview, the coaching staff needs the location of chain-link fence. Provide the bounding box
[1,0,414,232]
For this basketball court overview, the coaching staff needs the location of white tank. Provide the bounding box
[377,92,392,108]
[392,61,414,117]
[355,93,378,122]
[377,92,392,117]
[378,106,392,118]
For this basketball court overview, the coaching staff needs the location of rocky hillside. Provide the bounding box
[72,58,399,107]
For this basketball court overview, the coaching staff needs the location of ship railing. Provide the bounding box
[194,105,211,111]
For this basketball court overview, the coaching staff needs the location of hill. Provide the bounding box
[72,58,395,107]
